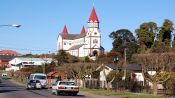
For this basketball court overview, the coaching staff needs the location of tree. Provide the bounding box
[58,63,98,88]
[132,53,175,95]
[135,22,158,52]
[109,29,138,59]
[55,50,69,66]
[151,41,170,53]
[55,50,79,65]
[158,19,174,46]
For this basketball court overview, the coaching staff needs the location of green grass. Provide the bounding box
[81,88,162,98]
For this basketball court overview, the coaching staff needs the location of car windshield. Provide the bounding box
[59,82,75,86]
[30,80,40,83]
[34,75,46,79]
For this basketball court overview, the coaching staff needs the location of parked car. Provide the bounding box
[26,80,42,90]
[52,81,79,96]
[29,73,48,88]
[1,73,10,80]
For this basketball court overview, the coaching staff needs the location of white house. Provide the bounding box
[6,57,53,71]
[57,7,104,57]
[97,64,143,88]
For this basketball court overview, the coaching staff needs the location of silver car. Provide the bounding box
[52,81,79,96]
[26,80,42,90]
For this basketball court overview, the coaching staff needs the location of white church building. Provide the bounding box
[57,7,104,57]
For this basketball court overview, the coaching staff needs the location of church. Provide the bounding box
[57,7,104,57]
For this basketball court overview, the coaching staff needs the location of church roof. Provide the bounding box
[80,26,86,34]
[89,7,99,22]
[61,33,86,40]
[68,44,84,50]
[62,25,69,34]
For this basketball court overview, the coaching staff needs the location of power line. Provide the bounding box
[0,45,57,53]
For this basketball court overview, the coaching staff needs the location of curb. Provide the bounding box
[80,91,121,98]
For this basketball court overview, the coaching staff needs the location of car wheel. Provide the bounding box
[26,85,30,90]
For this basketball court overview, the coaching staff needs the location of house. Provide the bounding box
[97,63,142,88]
[6,57,53,71]
[0,50,19,67]
[57,7,104,57]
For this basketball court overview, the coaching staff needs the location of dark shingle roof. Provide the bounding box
[127,64,141,71]
[106,64,117,70]
[68,44,84,50]
[105,64,141,71]
[61,33,86,40]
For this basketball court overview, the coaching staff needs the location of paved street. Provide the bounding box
[0,79,90,98]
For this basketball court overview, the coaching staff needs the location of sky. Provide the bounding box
[0,0,175,54]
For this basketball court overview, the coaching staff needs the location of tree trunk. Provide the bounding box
[153,82,158,95]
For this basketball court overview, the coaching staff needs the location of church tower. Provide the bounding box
[86,7,101,56]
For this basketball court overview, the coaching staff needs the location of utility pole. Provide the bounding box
[43,54,47,74]
[123,48,127,81]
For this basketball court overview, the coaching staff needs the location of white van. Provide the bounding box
[29,73,47,88]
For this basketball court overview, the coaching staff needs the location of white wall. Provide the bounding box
[99,66,113,81]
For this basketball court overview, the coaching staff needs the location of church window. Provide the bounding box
[93,39,98,44]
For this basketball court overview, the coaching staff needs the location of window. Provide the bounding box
[59,82,75,86]
[94,32,97,35]
[34,75,46,79]
[69,43,71,45]
[93,39,98,44]
[64,42,66,45]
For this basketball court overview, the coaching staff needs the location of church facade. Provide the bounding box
[57,7,104,57]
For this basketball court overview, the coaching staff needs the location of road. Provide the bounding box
[0,79,91,98]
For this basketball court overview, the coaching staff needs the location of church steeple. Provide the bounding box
[62,25,69,34]
[88,7,99,29]
[80,26,86,34]
[88,7,99,22]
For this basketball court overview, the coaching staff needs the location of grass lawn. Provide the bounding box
[81,88,163,98]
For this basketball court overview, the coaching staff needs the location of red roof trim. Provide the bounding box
[0,50,18,55]
[88,7,99,22]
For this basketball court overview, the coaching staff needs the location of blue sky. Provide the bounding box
[0,0,175,54]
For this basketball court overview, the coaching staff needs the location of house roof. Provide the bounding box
[0,50,19,56]
[105,63,141,71]
[106,64,117,70]
[15,57,52,62]
[89,7,99,22]
[61,33,86,40]
[62,25,69,34]
[127,64,141,71]
[68,44,84,50]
